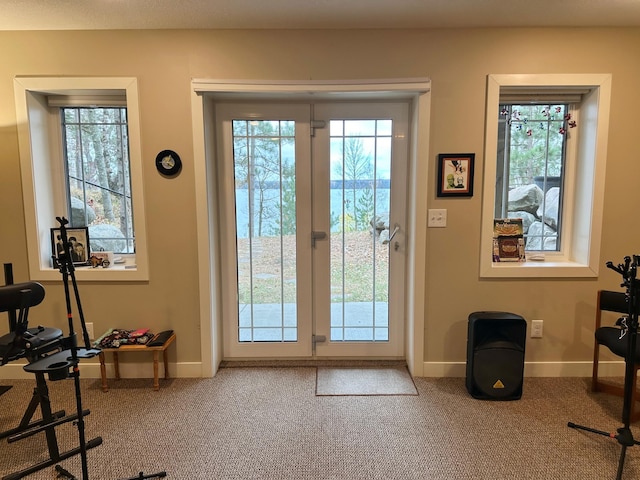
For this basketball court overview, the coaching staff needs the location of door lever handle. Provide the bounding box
[382,224,400,245]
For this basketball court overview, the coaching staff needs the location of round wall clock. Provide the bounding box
[155,150,182,176]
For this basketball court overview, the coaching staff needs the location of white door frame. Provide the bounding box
[190,79,431,376]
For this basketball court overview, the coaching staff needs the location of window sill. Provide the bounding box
[32,263,148,282]
[480,259,598,278]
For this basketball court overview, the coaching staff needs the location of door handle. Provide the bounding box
[311,231,327,248]
[381,224,401,251]
[382,224,400,244]
[387,224,400,242]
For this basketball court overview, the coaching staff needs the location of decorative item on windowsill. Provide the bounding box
[50,226,90,268]
[500,106,577,135]
[492,218,526,263]
[88,251,113,268]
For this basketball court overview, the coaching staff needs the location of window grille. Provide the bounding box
[495,103,571,252]
[61,107,135,254]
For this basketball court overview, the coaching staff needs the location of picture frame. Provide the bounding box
[51,227,90,265]
[436,153,475,197]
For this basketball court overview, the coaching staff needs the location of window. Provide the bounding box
[480,74,612,278]
[61,107,135,254]
[14,77,148,281]
[496,102,571,252]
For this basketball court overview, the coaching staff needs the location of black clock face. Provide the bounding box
[155,150,182,176]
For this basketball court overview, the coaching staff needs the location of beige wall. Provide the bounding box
[1,28,639,374]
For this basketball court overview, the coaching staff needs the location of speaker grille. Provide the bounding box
[473,347,524,398]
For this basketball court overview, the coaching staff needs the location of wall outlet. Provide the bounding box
[428,209,447,228]
[531,319,543,338]
[86,322,94,340]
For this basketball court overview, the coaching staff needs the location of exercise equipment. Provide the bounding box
[0,269,72,478]
[568,255,640,480]
[0,219,103,480]
[2,217,166,479]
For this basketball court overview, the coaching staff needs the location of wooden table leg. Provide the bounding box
[163,348,170,379]
[153,351,159,391]
[99,352,108,392]
[113,352,120,380]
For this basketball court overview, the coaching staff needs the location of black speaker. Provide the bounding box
[466,311,527,400]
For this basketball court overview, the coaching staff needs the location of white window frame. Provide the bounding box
[480,74,612,278]
[13,77,149,281]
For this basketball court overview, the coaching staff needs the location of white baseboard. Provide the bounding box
[0,361,205,381]
[421,361,626,378]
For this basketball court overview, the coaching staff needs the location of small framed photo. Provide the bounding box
[51,227,90,265]
[436,153,475,197]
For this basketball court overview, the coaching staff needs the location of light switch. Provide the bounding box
[428,209,447,227]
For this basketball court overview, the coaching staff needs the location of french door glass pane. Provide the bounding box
[329,119,391,342]
[232,119,297,342]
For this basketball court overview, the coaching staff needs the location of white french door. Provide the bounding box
[216,102,408,358]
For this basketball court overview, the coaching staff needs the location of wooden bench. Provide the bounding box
[98,333,176,392]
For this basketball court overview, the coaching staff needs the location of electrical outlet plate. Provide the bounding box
[428,209,447,228]
[531,320,543,338]
[86,322,94,340]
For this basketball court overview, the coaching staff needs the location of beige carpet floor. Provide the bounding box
[316,366,418,396]
[1,369,640,479]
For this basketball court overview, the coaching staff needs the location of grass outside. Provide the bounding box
[237,231,389,304]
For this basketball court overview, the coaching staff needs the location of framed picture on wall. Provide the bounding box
[51,227,90,265]
[436,153,475,197]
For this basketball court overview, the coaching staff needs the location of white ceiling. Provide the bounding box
[1,0,640,31]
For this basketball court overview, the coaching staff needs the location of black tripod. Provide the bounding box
[568,255,640,479]
[48,217,166,480]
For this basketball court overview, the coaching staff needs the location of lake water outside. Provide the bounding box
[235,186,390,237]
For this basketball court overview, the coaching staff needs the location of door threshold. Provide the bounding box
[220,358,407,368]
